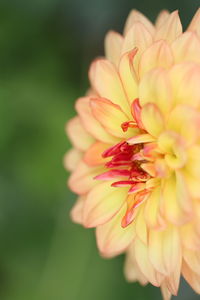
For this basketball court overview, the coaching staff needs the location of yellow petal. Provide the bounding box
[172,31,200,64]
[135,206,147,244]
[76,97,118,144]
[89,59,130,112]
[141,103,164,137]
[167,104,200,146]
[66,116,94,151]
[90,97,136,138]
[124,9,155,35]
[169,62,200,108]
[96,203,135,257]
[83,181,128,227]
[161,174,191,225]
[118,48,138,103]
[139,68,172,114]
[104,31,123,66]
[144,186,165,230]
[68,161,103,195]
[155,10,182,43]
[139,40,174,77]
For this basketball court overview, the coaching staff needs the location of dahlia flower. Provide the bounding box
[65,9,200,299]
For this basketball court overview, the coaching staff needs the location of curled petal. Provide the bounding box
[76,97,118,143]
[89,59,130,111]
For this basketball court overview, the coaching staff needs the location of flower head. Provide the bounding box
[65,9,200,299]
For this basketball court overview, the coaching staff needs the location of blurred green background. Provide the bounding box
[0,0,199,299]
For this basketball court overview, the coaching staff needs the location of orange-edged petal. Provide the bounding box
[66,116,94,151]
[118,48,138,103]
[89,59,130,112]
[96,203,135,257]
[155,10,182,43]
[90,97,137,138]
[104,31,123,66]
[84,142,110,166]
[124,9,155,35]
[76,97,118,144]
[139,40,173,77]
[83,181,128,228]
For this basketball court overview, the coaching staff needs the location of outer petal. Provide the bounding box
[154,11,182,43]
[139,68,172,114]
[89,59,130,112]
[84,142,110,166]
[83,181,128,228]
[183,248,200,276]
[76,97,118,144]
[124,9,155,35]
[155,10,170,29]
[134,237,164,286]
[66,116,94,151]
[68,161,103,195]
[70,196,85,224]
[118,48,138,103]
[96,203,135,257]
[139,40,174,77]
[124,249,148,285]
[171,32,200,64]
[90,97,137,138]
[182,260,200,294]
[64,148,82,171]
[104,31,123,66]
[187,7,200,37]
[168,62,200,108]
